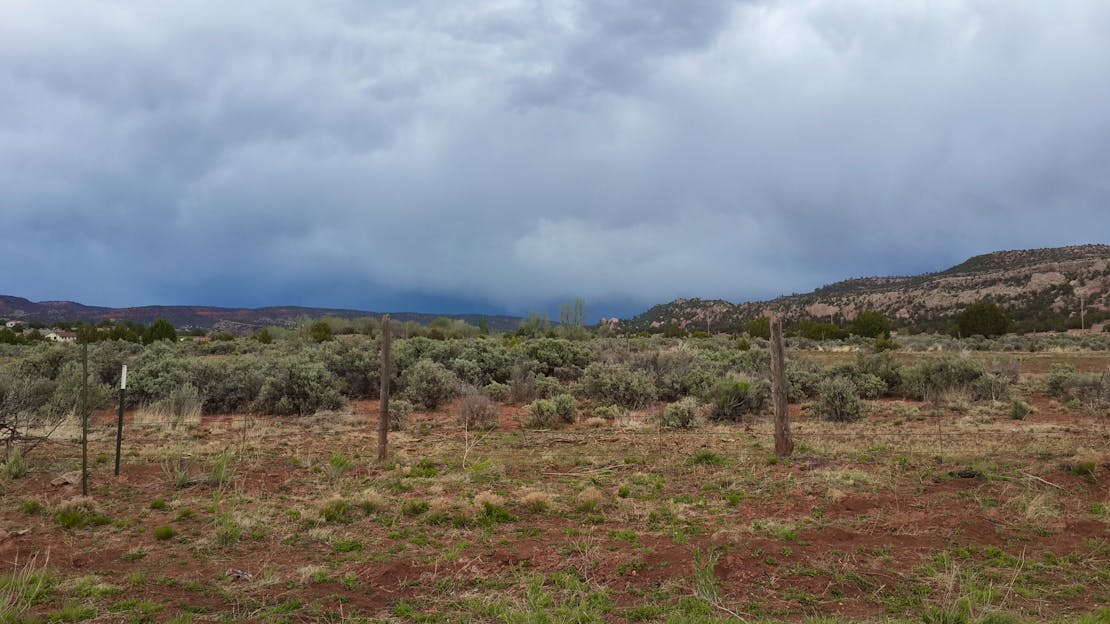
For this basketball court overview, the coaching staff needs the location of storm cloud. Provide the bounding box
[3,1,1108,318]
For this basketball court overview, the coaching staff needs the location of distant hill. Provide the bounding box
[620,244,1110,333]
[0,296,523,334]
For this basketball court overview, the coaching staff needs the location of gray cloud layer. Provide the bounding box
[3,1,1108,316]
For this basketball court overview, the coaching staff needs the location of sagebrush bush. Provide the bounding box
[551,393,577,423]
[660,397,700,429]
[1046,365,1108,408]
[509,361,539,404]
[856,351,902,391]
[526,399,559,428]
[816,377,865,422]
[401,359,460,410]
[450,358,484,386]
[901,356,986,403]
[256,356,344,416]
[459,390,499,430]
[191,357,264,414]
[786,360,823,401]
[578,363,657,408]
[853,373,888,399]
[320,338,380,399]
[481,381,510,402]
[707,377,768,422]
[533,374,563,399]
[516,338,590,376]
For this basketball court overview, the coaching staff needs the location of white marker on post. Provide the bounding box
[121,365,128,390]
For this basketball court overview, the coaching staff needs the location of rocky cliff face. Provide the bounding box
[620,245,1110,332]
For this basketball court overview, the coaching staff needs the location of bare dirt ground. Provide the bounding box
[2,366,1108,623]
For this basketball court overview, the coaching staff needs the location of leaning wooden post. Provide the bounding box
[769,314,794,458]
[81,341,89,496]
[378,314,391,461]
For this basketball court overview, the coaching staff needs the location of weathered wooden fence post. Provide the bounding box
[769,314,794,458]
[378,314,391,461]
[81,341,89,495]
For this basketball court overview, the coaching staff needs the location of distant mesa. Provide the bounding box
[0,295,523,334]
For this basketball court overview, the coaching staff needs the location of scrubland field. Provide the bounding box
[1,332,1108,623]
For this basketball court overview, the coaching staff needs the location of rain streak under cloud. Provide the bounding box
[2,1,1109,318]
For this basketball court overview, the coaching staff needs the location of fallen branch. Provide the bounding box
[1021,472,1064,490]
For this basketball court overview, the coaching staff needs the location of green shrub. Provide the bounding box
[744,317,770,339]
[1046,365,1108,407]
[785,360,823,401]
[320,339,380,399]
[54,499,110,530]
[533,374,563,399]
[853,373,888,399]
[256,356,344,416]
[1010,398,1031,420]
[526,399,559,428]
[707,377,768,422]
[509,361,539,404]
[851,310,891,338]
[551,394,577,423]
[872,335,900,352]
[308,321,334,343]
[401,359,460,410]
[153,526,176,541]
[957,301,1010,337]
[321,498,353,523]
[459,390,499,430]
[517,339,590,376]
[481,381,511,402]
[660,397,700,429]
[856,351,902,390]
[3,447,28,479]
[578,363,657,408]
[191,357,264,413]
[449,358,483,386]
[816,377,865,422]
[691,450,724,466]
[902,356,986,403]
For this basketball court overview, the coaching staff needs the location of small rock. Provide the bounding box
[51,471,81,487]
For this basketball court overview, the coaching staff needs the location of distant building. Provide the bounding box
[4,320,24,329]
[44,330,77,343]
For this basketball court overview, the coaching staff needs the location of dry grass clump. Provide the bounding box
[317,495,354,523]
[295,565,329,585]
[575,486,608,511]
[426,496,477,525]
[358,488,386,513]
[459,389,500,430]
[517,489,555,513]
[473,491,505,509]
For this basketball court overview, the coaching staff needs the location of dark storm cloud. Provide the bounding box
[2,1,1108,318]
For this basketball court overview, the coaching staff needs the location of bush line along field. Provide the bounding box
[1,326,1108,623]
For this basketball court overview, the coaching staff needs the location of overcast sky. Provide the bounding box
[2,1,1108,319]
